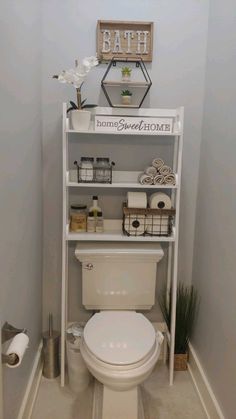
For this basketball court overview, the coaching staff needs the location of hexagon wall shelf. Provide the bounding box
[101,57,152,109]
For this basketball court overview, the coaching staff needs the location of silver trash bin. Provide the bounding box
[66,323,91,392]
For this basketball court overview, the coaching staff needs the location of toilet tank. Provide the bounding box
[75,243,164,310]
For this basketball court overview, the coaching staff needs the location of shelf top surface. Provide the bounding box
[64,104,183,117]
[64,103,183,136]
[67,181,177,189]
[103,80,149,86]
[67,231,175,242]
[67,171,178,189]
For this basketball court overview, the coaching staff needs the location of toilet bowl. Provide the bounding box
[75,242,164,419]
[80,311,163,392]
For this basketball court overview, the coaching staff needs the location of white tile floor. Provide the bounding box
[32,364,206,419]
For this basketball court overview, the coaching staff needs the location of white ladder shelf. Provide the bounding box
[61,103,184,386]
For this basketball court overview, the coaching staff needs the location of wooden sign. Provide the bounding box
[97,20,153,62]
[94,116,173,135]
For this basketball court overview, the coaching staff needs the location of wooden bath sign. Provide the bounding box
[97,20,153,62]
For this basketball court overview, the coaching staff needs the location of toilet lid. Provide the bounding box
[83,311,156,365]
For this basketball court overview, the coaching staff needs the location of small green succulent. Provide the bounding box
[121,90,132,96]
[121,66,132,76]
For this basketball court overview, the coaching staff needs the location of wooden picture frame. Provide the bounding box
[97,20,153,62]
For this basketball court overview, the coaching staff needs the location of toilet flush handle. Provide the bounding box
[84,263,93,270]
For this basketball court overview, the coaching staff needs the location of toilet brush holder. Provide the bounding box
[42,313,60,379]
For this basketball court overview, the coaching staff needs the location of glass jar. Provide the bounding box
[70,205,87,232]
[95,158,110,183]
[79,157,94,182]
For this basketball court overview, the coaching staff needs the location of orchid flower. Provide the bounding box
[53,56,98,109]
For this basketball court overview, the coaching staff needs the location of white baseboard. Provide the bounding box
[17,340,43,419]
[188,343,225,419]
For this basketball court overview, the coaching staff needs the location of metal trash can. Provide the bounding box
[66,323,91,392]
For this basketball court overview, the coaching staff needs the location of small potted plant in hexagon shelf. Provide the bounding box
[121,66,132,82]
[159,282,199,370]
[121,90,132,106]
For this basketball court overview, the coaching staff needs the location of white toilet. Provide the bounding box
[75,242,164,419]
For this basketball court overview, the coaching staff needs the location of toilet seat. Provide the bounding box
[83,311,156,366]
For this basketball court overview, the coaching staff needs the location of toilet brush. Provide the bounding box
[42,313,60,378]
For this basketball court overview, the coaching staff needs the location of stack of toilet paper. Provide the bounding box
[138,158,176,186]
[124,192,172,236]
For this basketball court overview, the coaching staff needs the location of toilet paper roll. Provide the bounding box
[124,215,145,236]
[149,192,171,210]
[6,333,29,368]
[127,192,147,209]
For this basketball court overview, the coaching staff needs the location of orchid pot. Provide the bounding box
[70,109,91,131]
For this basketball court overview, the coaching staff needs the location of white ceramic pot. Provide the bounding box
[121,95,132,105]
[70,110,91,131]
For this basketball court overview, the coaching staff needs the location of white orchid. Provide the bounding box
[57,69,86,88]
[82,56,99,72]
[53,55,98,108]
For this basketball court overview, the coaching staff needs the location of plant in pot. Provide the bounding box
[159,282,199,370]
[53,56,98,131]
[121,90,132,106]
[121,66,132,82]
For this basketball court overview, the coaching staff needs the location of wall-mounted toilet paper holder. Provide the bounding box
[1,322,27,365]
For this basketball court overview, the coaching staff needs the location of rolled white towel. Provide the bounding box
[164,173,176,185]
[152,158,164,170]
[145,166,157,176]
[159,165,172,176]
[139,173,154,185]
[153,174,165,185]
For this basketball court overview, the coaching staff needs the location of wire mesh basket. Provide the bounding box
[123,203,175,237]
[74,160,115,184]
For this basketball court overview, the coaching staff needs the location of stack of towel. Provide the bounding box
[139,158,176,186]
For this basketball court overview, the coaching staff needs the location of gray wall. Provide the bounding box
[192,0,236,417]
[0,2,42,418]
[42,0,209,327]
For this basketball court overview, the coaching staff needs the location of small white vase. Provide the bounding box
[121,95,132,105]
[122,74,131,82]
[70,110,91,131]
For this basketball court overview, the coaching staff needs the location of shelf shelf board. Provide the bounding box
[103,80,149,87]
[112,104,139,109]
[67,181,177,189]
[67,171,178,189]
[66,220,175,242]
[66,129,181,137]
[67,231,175,242]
